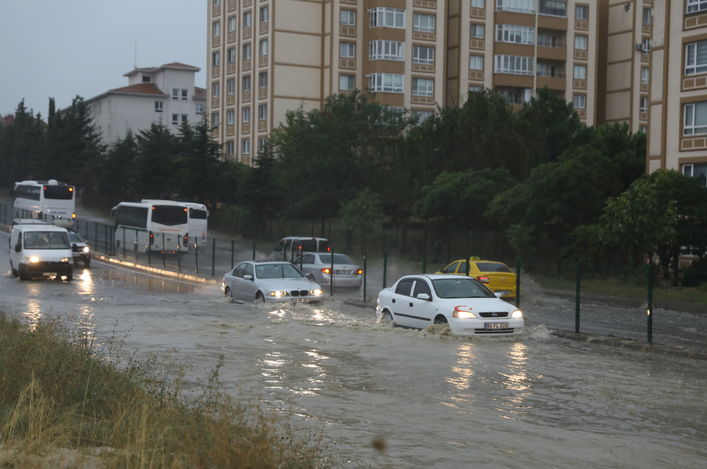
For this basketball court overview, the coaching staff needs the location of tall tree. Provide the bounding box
[134,124,179,198]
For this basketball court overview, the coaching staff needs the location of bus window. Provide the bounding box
[151,206,187,226]
[43,185,74,199]
[189,208,207,219]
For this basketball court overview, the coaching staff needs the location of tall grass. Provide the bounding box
[0,315,327,468]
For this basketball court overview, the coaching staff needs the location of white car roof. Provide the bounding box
[401,274,471,281]
[14,224,69,233]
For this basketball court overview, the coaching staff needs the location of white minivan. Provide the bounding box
[9,219,74,281]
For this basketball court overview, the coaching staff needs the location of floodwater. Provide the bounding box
[1,233,706,468]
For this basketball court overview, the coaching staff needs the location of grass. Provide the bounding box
[530,273,707,308]
[0,313,328,468]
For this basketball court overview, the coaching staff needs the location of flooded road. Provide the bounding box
[1,233,706,468]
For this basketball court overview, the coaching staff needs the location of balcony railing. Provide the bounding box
[537,38,566,48]
[539,0,567,17]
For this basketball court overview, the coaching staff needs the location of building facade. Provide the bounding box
[86,62,206,144]
[646,0,707,185]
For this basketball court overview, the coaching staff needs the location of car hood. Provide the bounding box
[256,277,321,291]
[435,297,517,312]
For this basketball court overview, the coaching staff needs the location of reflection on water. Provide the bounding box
[498,341,530,420]
[444,343,477,408]
[78,268,94,295]
[24,297,42,331]
[77,304,96,344]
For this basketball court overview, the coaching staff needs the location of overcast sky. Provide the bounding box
[0,0,206,118]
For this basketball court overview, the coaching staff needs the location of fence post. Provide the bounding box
[422,226,428,273]
[382,251,388,289]
[575,262,581,333]
[162,233,166,268]
[231,240,235,268]
[252,239,256,261]
[330,248,335,296]
[122,227,126,258]
[647,263,654,344]
[133,230,138,262]
[177,238,182,272]
[211,238,216,278]
[515,260,521,308]
[195,240,199,274]
[363,253,367,302]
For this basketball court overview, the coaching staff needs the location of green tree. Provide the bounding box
[241,147,283,237]
[339,188,384,251]
[0,100,45,186]
[97,132,138,202]
[134,124,180,198]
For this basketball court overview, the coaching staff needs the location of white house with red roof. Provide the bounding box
[86,62,206,144]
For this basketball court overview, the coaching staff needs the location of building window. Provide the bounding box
[470,23,485,38]
[411,109,434,121]
[370,7,405,29]
[226,110,235,125]
[227,79,235,95]
[574,35,588,50]
[368,40,404,61]
[412,78,434,97]
[242,43,251,60]
[684,102,707,135]
[242,139,250,155]
[154,101,163,113]
[641,67,649,85]
[496,0,535,14]
[639,125,647,134]
[575,4,588,20]
[212,82,220,98]
[181,114,188,124]
[172,88,179,100]
[227,47,236,63]
[258,104,267,121]
[172,113,179,125]
[259,72,268,88]
[572,94,586,109]
[688,0,707,13]
[226,141,235,156]
[413,45,435,64]
[258,137,269,153]
[472,0,485,7]
[641,37,651,54]
[340,10,356,25]
[413,13,435,32]
[685,40,707,75]
[642,8,652,26]
[259,39,269,56]
[213,0,220,6]
[340,42,356,58]
[496,24,534,45]
[142,75,151,83]
[640,96,648,113]
[260,6,269,23]
[339,74,355,91]
[469,85,483,92]
[212,51,221,67]
[574,64,587,79]
[495,54,534,75]
[182,89,188,101]
[242,107,251,123]
[196,103,204,115]
[242,75,251,92]
[682,163,707,186]
[469,55,484,70]
[367,73,404,93]
[211,112,219,127]
[228,16,237,32]
[243,11,252,28]
[212,21,221,37]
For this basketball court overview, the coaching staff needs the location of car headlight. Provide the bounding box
[28,256,40,264]
[511,309,523,319]
[60,258,70,263]
[310,288,323,297]
[82,246,90,253]
[452,305,476,319]
[269,290,288,298]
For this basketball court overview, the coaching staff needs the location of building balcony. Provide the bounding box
[241,122,251,133]
[681,135,707,151]
[242,90,252,103]
[685,12,707,30]
[412,63,435,73]
[642,23,652,34]
[536,75,566,90]
[212,3,221,17]
[258,87,268,99]
[243,0,252,7]
[242,60,251,71]
[537,43,566,61]
[575,18,588,31]
[470,7,485,19]
[576,108,586,119]
[641,53,650,64]
[411,95,435,105]
[412,0,436,9]
[227,94,236,106]
[683,75,707,91]
[259,55,268,67]
[212,66,221,78]
[226,124,235,137]
[227,31,237,42]
[412,30,436,41]
[340,25,356,37]
[211,99,219,109]
[258,120,268,132]
[573,78,587,89]
[469,69,484,81]
[574,48,588,60]
[340,0,357,4]
[243,27,252,39]
[469,38,485,50]
[227,62,236,75]
[641,82,649,92]
[259,22,269,35]
[339,57,356,69]
[640,111,648,121]
[539,0,567,17]
[227,0,237,12]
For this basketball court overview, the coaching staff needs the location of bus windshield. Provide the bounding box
[151,205,187,226]
[43,186,74,200]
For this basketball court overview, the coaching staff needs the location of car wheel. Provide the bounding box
[381,309,394,323]
[224,287,233,299]
[433,315,448,325]
[18,268,29,281]
[255,292,265,303]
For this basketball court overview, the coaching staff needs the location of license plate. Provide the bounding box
[484,322,509,329]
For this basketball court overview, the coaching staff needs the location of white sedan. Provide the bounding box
[376,274,524,335]
[221,261,324,303]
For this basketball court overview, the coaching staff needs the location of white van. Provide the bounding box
[270,237,330,261]
[9,219,74,281]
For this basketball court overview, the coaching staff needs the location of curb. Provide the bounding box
[95,255,220,285]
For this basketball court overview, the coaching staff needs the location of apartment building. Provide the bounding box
[644,0,707,185]
[86,62,206,144]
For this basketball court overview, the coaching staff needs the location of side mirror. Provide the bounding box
[494,292,503,298]
[305,272,314,280]
[15,244,21,253]
[416,293,431,301]
[243,274,253,281]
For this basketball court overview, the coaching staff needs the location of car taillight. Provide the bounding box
[326,247,331,252]
[476,276,489,283]
[356,269,363,275]
[321,267,331,274]
[183,234,189,242]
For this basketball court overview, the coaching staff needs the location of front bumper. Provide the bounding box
[20,262,73,276]
[449,317,524,335]
[264,295,324,304]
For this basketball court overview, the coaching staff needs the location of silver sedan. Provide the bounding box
[221,261,324,303]
[292,252,363,288]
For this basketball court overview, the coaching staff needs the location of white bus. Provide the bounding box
[142,199,209,247]
[112,201,189,253]
[12,180,77,226]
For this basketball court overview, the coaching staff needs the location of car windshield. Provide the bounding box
[255,263,304,279]
[68,232,84,244]
[476,262,512,273]
[432,278,495,299]
[317,254,353,264]
[23,231,70,249]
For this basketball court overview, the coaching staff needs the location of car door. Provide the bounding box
[442,261,461,275]
[229,263,247,299]
[242,263,258,299]
[390,278,415,327]
[411,278,436,326]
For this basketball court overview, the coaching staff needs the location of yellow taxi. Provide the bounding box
[438,257,517,300]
